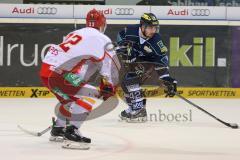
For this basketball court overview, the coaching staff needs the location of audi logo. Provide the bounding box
[191,9,210,16]
[115,8,134,15]
[37,7,57,15]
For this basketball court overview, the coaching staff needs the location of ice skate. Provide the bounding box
[49,118,65,142]
[62,125,91,150]
[119,107,147,123]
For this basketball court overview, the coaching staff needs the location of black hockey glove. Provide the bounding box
[99,78,116,101]
[116,41,136,63]
[160,76,177,97]
[121,47,136,63]
[100,85,115,101]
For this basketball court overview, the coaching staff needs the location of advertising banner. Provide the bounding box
[177,87,240,98]
[106,25,231,87]
[1,87,240,98]
[161,25,231,87]
[0,87,53,98]
[0,4,74,19]
[0,4,239,21]
[151,6,226,20]
[231,26,240,88]
[0,23,232,87]
[226,7,240,21]
[0,23,76,86]
[73,5,150,19]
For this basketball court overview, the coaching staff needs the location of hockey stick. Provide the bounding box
[174,92,239,129]
[110,41,236,129]
[17,125,52,137]
[17,117,54,136]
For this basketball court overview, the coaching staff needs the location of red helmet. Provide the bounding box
[86,9,106,30]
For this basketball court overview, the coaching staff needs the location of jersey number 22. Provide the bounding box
[59,34,82,52]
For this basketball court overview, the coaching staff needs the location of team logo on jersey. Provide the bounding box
[143,45,152,53]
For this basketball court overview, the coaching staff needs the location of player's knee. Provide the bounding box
[121,72,139,93]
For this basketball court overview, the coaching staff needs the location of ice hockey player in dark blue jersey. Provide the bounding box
[117,13,177,122]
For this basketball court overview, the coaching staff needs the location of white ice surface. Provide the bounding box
[0,98,240,160]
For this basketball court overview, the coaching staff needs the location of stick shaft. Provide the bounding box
[18,125,51,136]
[175,92,234,128]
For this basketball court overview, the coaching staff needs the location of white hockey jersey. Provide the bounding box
[42,27,120,85]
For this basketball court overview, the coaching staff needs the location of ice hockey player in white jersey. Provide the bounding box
[39,9,120,149]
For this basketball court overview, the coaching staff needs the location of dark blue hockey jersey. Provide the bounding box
[117,24,169,77]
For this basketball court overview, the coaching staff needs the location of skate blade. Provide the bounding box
[119,115,147,123]
[126,117,147,123]
[49,136,64,142]
[62,140,90,150]
[118,114,127,121]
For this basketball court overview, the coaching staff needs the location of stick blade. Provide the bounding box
[17,125,41,136]
[229,123,239,129]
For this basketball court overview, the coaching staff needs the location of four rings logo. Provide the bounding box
[191,9,210,16]
[115,8,134,15]
[37,7,57,15]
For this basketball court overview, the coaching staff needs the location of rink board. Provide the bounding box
[0,20,240,87]
[0,87,239,98]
